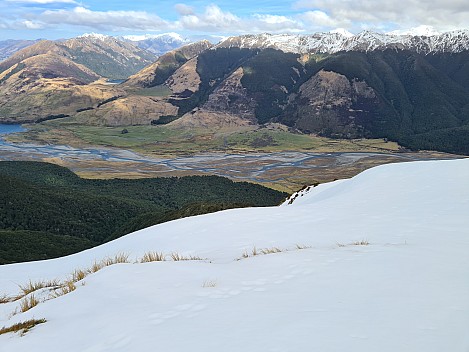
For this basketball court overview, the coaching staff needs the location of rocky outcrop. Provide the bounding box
[201,67,257,121]
[291,70,377,138]
[166,57,201,94]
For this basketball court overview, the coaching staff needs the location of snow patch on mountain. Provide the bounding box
[219,29,469,54]
[123,32,188,43]
[78,32,112,41]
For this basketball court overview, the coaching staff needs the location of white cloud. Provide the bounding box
[293,0,469,32]
[174,3,194,16]
[6,0,77,4]
[175,5,303,33]
[20,19,45,29]
[37,6,170,31]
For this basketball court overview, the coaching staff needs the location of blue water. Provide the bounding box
[0,124,25,135]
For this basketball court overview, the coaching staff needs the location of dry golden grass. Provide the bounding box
[260,247,282,255]
[18,279,60,296]
[0,319,46,336]
[352,240,370,246]
[202,280,217,288]
[102,253,130,266]
[89,261,104,274]
[0,294,18,304]
[337,240,370,247]
[241,246,286,259]
[72,269,87,282]
[51,281,76,298]
[295,244,312,250]
[170,252,205,261]
[140,251,166,263]
[19,295,40,313]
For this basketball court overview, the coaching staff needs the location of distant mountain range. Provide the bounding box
[218,29,469,54]
[1,29,469,154]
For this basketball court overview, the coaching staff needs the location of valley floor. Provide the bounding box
[1,122,463,191]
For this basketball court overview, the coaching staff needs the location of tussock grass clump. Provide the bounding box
[89,261,104,274]
[337,240,370,247]
[140,252,166,263]
[260,247,282,255]
[241,246,286,259]
[72,269,87,282]
[51,280,76,298]
[19,279,60,296]
[352,240,370,246]
[202,280,217,288]
[170,252,205,261]
[19,294,40,313]
[0,319,46,336]
[0,294,19,304]
[102,253,130,266]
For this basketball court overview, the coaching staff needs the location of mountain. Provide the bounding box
[0,36,158,122]
[0,158,467,351]
[0,39,40,62]
[0,35,157,81]
[155,39,469,154]
[124,40,213,88]
[65,33,157,79]
[2,30,469,154]
[218,29,469,54]
[122,32,191,56]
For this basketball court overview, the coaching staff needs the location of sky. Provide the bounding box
[0,0,469,40]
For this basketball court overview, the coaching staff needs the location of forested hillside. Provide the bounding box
[0,161,286,264]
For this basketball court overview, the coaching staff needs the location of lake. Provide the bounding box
[0,124,25,135]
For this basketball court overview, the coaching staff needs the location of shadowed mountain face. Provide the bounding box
[1,32,469,155]
[156,47,469,154]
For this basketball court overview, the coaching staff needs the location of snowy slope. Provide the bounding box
[218,29,469,54]
[0,159,468,351]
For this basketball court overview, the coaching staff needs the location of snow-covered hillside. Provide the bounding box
[218,29,469,54]
[1,159,468,351]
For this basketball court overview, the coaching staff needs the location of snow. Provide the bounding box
[78,33,111,41]
[123,32,187,43]
[1,159,468,351]
[218,29,469,54]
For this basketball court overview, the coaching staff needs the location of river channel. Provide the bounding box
[0,124,462,190]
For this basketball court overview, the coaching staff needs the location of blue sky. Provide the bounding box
[1,0,468,39]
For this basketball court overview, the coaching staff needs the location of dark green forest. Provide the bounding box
[0,161,287,264]
[169,47,469,155]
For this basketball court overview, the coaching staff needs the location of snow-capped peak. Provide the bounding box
[387,25,441,37]
[78,32,111,41]
[329,28,354,38]
[217,28,469,54]
[123,32,188,43]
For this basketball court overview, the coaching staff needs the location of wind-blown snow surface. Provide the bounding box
[1,159,469,351]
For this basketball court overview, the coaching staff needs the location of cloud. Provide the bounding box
[299,10,348,29]
[174,3,194,16]
[6,0,77,4]
[36,6,170,31]
[293,0,469,32]
[175,4,303,33]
